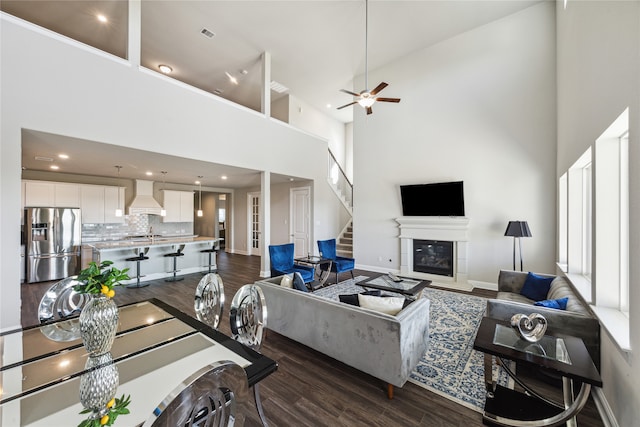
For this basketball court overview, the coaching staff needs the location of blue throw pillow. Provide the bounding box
[292,272,309,292]
[520,272,555,301]
[535,297,569,310]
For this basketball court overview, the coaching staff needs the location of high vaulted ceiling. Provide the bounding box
[5,1,540,186]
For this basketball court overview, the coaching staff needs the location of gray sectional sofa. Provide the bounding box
[485,270,600,368]
[255,276,430,399]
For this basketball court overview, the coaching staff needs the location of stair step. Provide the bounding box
[340,238,352,245]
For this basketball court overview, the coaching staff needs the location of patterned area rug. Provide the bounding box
[314,278,510,412]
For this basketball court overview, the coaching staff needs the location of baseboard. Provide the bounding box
[229,249,251,256]
[593,387,619,427]
[356,264,398,275]
[469,280,498,291]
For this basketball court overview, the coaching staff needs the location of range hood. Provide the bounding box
[128,180,164,215]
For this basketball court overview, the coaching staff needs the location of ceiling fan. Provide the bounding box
[337,0,400,115]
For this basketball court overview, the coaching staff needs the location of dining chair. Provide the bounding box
[230,284,269,427]
[142,360,250,427]
[194,273,225,329]
[317,238,355,284]
[268,243,314,283]
[38,276,90,323]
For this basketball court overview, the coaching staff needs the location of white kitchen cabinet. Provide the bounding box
[24,181,54,206]
[162,190,194,222]
[80,184,125,224]
[103,186,125,223]
[24,181,80,207]
[54,183,80,207]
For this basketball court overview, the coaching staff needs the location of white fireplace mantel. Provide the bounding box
[396,216,471,290]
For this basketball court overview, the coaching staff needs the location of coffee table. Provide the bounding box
[473,317,602,427]
[360,275,430,297]
[294,255,333,290]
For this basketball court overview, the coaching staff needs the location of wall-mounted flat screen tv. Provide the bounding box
[400,181,465,216]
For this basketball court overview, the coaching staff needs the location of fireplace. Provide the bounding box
[396,216,470,289]
[413,240,454,277]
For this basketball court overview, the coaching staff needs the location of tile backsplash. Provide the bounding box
[82,214,194,242]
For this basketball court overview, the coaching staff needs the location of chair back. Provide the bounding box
[194,273,225,329]
[38,276,90,323]
[268,243,294,271]
[229,285,267,351]
[143,360,250,427]
[317,239,337,260]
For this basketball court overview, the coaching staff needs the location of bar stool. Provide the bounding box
[164,244,185,282]
[126,247,150,288]
[200,243,218,274]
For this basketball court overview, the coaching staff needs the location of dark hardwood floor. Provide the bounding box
[20,252,604,427]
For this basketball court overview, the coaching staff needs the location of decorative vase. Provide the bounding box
[79,352,119,420]
[79,294,119,356]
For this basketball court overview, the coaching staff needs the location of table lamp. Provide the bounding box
[504,221,532,271]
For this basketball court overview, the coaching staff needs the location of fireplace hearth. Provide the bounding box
[413,240,454,277]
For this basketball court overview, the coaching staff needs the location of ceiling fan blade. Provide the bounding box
[366,106,373,115]
[337,101,358,110]
[377,97,401,103]
[340,89,361,97]
[370,82,388,96]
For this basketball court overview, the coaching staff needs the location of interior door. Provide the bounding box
[290,186,311,258]
[247,192,261,256]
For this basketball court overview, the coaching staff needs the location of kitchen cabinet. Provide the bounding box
[23,181,80,208]
[80,184,125,224]
[162,190,194,222]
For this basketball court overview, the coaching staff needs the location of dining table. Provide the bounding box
[0,298,278,426]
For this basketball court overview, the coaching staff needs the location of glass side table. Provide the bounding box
[473,317,602,427]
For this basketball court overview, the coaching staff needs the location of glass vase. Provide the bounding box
[79,294,119,356]
[79,352,119,420]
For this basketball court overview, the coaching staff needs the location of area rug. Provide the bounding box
[314,278,510,412]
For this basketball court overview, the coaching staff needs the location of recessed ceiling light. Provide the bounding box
[50,165,59,170]
[326,104,331,108]
[97,14,108,23]
[58,153,69,159]
[241,69,248,75]
[146,171,153,176]
[289,178,294,181]
[221,175,228,180]
[158,64,172,74]
[225,72,238,85]
[195,180,201,185]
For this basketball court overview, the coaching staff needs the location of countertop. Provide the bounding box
[87,236,218,251]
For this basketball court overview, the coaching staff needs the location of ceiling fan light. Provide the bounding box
[358,97,376,108]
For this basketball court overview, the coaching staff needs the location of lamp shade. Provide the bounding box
[504,221,532,238]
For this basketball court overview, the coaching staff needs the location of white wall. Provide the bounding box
[287,94,347,170]
[556,1,640,424]
[0,15,336,329]
[353,2,557,283]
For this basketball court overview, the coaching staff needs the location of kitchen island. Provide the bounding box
[87,236,220,285]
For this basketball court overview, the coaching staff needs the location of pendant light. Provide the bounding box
[114,165,123,217]
[197,176,203,217]
[160,171,167,217]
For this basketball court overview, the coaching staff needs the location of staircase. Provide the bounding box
[336,222,353,258]
[328,150,354,258]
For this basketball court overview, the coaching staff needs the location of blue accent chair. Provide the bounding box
[268,243,314,283]
[317,239,355,284]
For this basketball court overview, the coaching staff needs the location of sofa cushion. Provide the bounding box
[520,272,555,301]
[358,294,405,315]
[292,272,308,292]
[280,274,293,288]
[339,290,381,306]
[547,277,590,315]
[497,291,534,305]
[535,297,569,310]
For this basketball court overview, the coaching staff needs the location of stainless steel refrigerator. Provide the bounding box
[25,207,81,283]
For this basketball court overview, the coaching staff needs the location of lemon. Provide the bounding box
[107,289,115,298]
[100,414,109,425]
[101,285,109,295]
[107,398,115,408]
